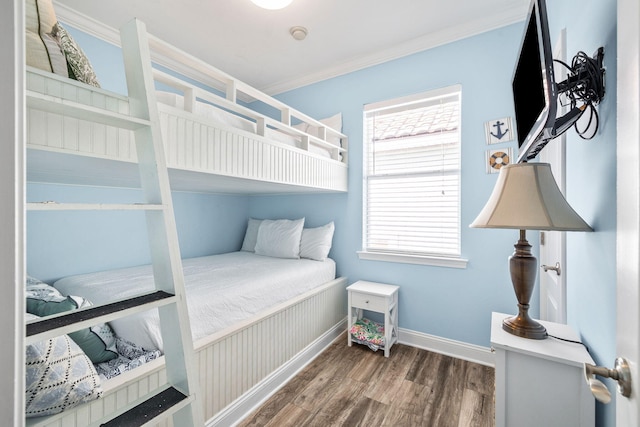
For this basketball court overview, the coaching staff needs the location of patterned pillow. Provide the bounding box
[26,275,64,302]
[52,22,100,87]
[26,277,117,363]
[95,337,162,380]
[25,313,102,417]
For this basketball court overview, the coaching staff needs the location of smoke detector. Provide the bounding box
[290,26,308,41]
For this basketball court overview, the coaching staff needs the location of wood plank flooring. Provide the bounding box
[238,333,495,426]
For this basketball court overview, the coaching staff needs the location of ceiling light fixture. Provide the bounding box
[289,26,308,41]
[251,0,293,10]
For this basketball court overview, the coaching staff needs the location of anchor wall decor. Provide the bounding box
[485,117,514,145]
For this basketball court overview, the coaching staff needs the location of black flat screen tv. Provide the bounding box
[513,0,557,163]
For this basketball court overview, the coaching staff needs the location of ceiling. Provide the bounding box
[54,0,530,95]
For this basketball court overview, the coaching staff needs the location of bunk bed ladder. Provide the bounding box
[25,19,203,427]
[110,19,204,427]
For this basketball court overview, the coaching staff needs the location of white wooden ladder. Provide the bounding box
[25,19,203,427]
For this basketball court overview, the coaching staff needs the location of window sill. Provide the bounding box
[357,251,468,269]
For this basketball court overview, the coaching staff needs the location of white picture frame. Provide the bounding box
[485,117,514,145]
[486,148,513,174]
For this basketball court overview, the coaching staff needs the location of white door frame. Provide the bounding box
[1,0,25,425]
[539,28,568,324]
[616,0,640,424]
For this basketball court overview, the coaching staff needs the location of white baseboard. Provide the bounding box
[207,318,347,427]
[398,327,495,367]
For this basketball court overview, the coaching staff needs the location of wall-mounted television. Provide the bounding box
[512,0,557,163]
[513,0,605,163]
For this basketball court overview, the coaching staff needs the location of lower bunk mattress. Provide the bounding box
[53,251,336,352]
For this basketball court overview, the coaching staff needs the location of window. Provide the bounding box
[360,85,465,267]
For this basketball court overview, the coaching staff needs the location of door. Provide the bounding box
[616,0,640,424]
[539,29,567,324]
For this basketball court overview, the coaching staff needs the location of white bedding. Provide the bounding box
[53,252,336,351]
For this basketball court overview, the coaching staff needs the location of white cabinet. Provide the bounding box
[491,312,595,427]
[347,281,399,357]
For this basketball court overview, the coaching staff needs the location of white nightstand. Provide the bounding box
[491,312,595,427]
[347,280,399,357]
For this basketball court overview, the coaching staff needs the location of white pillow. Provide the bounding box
[241,218,263,252]
[320,113,343,133]
[254,218,305,259]
[293,113,343,146]
[300,222,335,261]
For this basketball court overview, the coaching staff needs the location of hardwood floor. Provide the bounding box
[238,333,495,426]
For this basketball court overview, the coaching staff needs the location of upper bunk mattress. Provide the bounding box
[53,252,336,351]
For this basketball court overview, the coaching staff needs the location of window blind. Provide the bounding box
[363,87,461,258]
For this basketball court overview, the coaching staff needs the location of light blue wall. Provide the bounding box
[545,1,617,425]
[250,24,531,348]
[27,184,249,283]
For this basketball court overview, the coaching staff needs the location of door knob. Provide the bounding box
[583,357,632,403]
[541,262,561,276]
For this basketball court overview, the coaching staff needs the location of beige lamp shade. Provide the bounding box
[470,162,592,231]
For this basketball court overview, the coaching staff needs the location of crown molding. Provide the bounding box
[262,6,526,95]
[54,1,121,46]
[54,1,525,96]
[54,1,232,98]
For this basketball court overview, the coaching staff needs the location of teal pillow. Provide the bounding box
[27,292,117,364]
[27,295,75,316]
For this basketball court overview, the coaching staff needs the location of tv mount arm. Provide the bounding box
[551,47,606,139]
[555,47,605,101]
[520,48,605,162]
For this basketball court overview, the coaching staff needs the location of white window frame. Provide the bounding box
[358,85,468,268]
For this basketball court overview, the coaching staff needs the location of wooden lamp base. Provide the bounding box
[503,230,547,340]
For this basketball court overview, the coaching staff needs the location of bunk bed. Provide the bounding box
[27,253,346,427]
[26,14,348,195]
[24,1,348,425]
[26,64,349,194]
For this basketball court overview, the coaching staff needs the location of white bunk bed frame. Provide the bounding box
[27,21,348,195]
[25,14,348,427]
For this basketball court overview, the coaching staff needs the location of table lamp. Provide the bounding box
[470,162,592,339]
